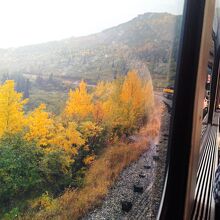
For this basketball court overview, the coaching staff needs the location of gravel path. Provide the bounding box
[84,105,170,220]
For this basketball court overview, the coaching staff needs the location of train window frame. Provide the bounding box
[1,1,219,219]
[158,0,216,219]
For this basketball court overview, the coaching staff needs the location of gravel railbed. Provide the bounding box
[84,105,170,220]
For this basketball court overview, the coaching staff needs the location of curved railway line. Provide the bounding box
[85,97,171,220]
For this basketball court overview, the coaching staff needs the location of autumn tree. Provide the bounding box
[120,71,144,128]
[142,80,154,114]
[93,81,113,101]
[25,104,54,147]
[65,81,93,120]
[121,71,143,109]
[49,121,85,155]
[80,121,103,146]
[25,105,84,155]
[92,81,115,124]
[92,102,105,123]
[121,71,154,129]
[95,79,123,128]
[96,71,154,135]
[0,80,27,138]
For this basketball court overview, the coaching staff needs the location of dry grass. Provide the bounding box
[24,99,163,220]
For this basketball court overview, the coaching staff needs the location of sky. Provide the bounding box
[0,0,184,48]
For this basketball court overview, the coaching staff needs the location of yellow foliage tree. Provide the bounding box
[92,81,115,124]
[119,71,154,129]
[50,121,85,155]
[65,81,93,120]
[92,102,105,123]
[80,121,103,140]
[79,121,103,164]
[25,104,54,147]
[96,79,123,127]
[26,105,85,155]
[0,80,27,137]
[98,71,154,133]
[142,80,154,113]
[120,70,143,110]
[93,81,106,99]
[93,81,113,101]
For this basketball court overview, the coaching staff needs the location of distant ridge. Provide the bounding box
[0,12,181,82]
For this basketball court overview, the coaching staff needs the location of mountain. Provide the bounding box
[0,13,181,84]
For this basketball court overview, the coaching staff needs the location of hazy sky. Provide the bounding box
[0,0,184,48]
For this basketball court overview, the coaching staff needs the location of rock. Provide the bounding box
[139,172,146,178]
[153,156,160,161]
[144,165,151,169]
[127,135,137,143]
[121,201,132,212]
[133,184,144,193]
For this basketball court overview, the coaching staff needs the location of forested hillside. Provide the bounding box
[0,13,181,84]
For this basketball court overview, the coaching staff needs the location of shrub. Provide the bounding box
[30,192,58,212]
[0,135,45,206]
[40,150,73,193]
[0,134,73,215]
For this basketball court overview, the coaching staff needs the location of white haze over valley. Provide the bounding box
[0,0,184,48]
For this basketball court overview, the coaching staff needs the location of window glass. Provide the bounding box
[0,1,184,219]
[202,37,214,125]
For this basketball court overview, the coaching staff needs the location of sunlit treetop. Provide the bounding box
[25,103,54,147]
[65,80,93,120]
[0,80,28,137]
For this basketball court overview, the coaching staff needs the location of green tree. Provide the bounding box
[0,134,73,211]
[0,135,44,205]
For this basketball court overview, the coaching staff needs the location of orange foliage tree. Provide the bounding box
[93,71,154,135]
